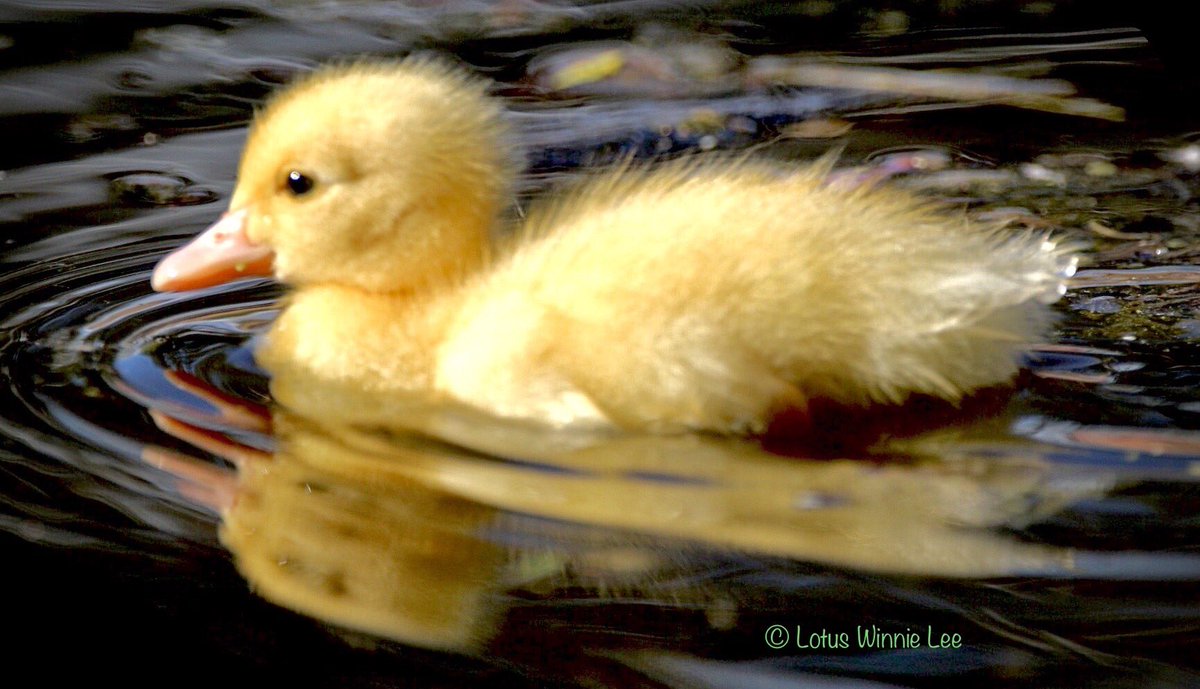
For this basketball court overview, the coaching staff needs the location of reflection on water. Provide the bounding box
[146,389,1191,653]
[2,1,1200,687]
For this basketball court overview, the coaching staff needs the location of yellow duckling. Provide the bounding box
[152,59,1072,434]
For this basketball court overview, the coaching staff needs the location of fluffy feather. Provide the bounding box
[156,58,1073,434]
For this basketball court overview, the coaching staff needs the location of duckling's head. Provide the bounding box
[153,59,515,293]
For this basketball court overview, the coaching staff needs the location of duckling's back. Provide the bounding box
[436,158,1071,433]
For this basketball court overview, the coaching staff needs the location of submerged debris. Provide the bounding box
[525,26,1124,121]
[109,172,215,207]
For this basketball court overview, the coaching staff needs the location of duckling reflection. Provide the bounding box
[148,400,508,651]
[146,370,1125,653]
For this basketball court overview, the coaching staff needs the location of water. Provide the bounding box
[2,1,1200,686]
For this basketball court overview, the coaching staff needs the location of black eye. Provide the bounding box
[285,170,315,196]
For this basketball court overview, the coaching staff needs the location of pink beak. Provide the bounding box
[151,208,274,292]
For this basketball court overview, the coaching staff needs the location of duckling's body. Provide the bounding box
[440,162,1065,432]
[153,59,1071,434]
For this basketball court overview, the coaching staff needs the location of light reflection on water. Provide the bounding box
[2,1,1200,687]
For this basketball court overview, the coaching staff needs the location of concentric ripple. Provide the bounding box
[0,228,279,543]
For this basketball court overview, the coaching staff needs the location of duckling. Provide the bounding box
[152,58,1073,434]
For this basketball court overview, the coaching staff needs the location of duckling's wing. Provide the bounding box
[525,159,1067,402]
[541,308,806,433]
[435,289,801,433]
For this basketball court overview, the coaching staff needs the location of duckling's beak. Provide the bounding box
[151,208,274,292]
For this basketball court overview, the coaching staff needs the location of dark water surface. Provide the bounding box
[2,1,1200,686]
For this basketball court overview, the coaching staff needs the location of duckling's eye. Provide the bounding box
[285,170,315,196]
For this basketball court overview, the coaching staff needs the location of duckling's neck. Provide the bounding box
[259,282,466,396]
